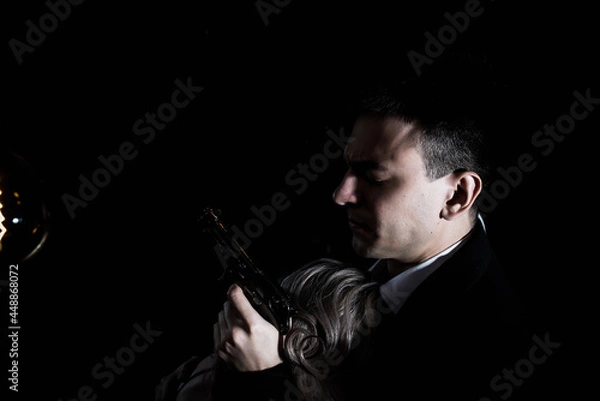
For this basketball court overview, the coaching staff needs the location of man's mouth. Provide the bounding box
[348,217,370,231]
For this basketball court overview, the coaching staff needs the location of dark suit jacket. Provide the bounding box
[156,219,532,401]
[340,219,532,401]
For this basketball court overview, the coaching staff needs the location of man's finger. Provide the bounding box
[227,284,265,327]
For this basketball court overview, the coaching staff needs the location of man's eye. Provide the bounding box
[365,173,386,185]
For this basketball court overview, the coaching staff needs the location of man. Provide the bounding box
[325,80,532,400]
[160,63,532,400]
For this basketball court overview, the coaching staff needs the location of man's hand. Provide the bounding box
[214,284,284,372]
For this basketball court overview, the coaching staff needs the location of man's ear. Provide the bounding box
[441,171,482,220]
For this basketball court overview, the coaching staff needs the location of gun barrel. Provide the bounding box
[199,207,295,334]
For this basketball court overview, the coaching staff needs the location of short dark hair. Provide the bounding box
[351,54,502,217]
[361,84,491,177]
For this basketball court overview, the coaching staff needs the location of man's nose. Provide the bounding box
[332,171,358,206]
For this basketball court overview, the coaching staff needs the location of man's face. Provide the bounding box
[333,115,454,264]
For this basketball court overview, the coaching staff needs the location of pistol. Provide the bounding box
[199,207,295,335]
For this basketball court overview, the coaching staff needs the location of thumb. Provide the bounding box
[227,284,265,327]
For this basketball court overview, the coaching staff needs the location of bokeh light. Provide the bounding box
[0,150,50,265]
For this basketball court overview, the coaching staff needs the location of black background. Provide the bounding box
[3,0,597,400]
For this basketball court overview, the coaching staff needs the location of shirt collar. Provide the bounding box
[369,214,485,314]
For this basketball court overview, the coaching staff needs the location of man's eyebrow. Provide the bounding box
[346,159,387,171]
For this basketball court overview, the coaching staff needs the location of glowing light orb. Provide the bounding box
[0,151,50,264]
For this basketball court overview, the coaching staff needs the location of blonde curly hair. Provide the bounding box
[281,258,381,401]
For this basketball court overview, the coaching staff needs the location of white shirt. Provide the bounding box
[369,215,486,314]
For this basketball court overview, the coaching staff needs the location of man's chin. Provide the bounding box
[352,236,378,259]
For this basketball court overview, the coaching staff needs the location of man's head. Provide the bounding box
[333,78,492,268]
